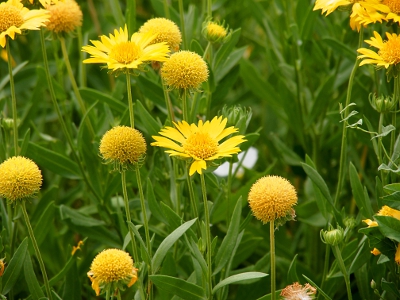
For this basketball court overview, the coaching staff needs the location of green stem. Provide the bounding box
[200,173,213,300]
[126,73,135,128]
[162,76,174,124]
[6,40,18,156]
[182,89,189,122]
[226,159,233,226]
[109,0,125,26]
[332,245,353,300]
[378,113,385,185]
[186,164,200,229]
[163,0,170,19]
[21,202,52,300]
[77,27,87,88]
[334,28,363,207]
[178,0,187,49]
[135,167,151,256]
[121,171,146,300]
[39,29,102,203]
[270,220,276,300]
[318,244,331,300]
[60,37,95,138]
[105,287,111,300]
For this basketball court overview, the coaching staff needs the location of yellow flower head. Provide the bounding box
[377,205,400,219]
[151,116,246,175]
[382,0,400,23]
[248,175,298,224]
[0,259,4,277]
[41,0,82,34]
[358,31,400,69]
[203,21,228,43]
[363,218,378,227]
[139,18,182,52]
[82,25,170,75]
[99,126,147,168]
[87,249,138,296]
[161,50,209,90]
[313,0,388,31]
[0,0,49,48]
[280,282,317,300]
[0,156,42,201]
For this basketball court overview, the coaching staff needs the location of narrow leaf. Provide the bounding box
[24,254,45,299]
[150,275,206,300]
[212,272,268,293]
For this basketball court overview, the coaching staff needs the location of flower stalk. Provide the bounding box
[6,39,18,156]
[270,220,276,300]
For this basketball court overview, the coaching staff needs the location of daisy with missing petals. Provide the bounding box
[358,31,400,71]
[151,116,246,175]
[0,0,49,48]
[82,25,170,75]
[280,282,317,300]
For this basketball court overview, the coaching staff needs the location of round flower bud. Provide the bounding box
[203,21,228,43]
[320,225,344,246]
[43,0,83,34]
[248,175,298,224]
[369,93,397,113]
[87,249,138,296]
[0,156,42,201]
[139,17,182,52]
[99,126,147,168]
[161,50,209,90]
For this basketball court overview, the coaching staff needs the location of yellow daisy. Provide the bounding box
[82,25,170,74]
[0,0,49,48]
[313,0,388,31]
[382,0,400,23]
[87,249,138,296]
[358,31,400,68]
[151,116,246,175]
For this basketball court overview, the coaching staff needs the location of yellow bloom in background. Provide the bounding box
[0,156,42,201]
[248,175,298,224]
[87,249,138,296]
[377,205,400,219]
[0,0,49,48]
[138,17,182,52]
[313,0,388,31]
[280,282,317,300]
[99,126,147,167]
[363,218,378,227]
[395,243,400,265]
[151,116,246,175]
[0,259,4,277]
[161,50,209,90]
[358,31,400,69]
[82,25,170,74]
[371,248,381,255]
[41,0,82,33]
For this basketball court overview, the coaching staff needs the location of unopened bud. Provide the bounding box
[320,225,344,246]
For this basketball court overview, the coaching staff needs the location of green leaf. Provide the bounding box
[127,222,151,265]
[62,260,81,300]
[213,28,241,71]
[215,47,246,82]
[2,238,28,295]
[287,254,299,283]
[152,218,197,272]
[24,253,45,300]
[381,278,400,298]
[322,37,356,61]
[136,76,165,107]
[269,133,303,166]
[302,275,332,300]
[136,100,162,137]
[59,205,105,227]
[20,129,30,156]
[147,179,167,223]
[150,275,206,300]
[349,162,373,218]
[33,201,55,247]
[212,272,268,294]
[80,87,126,113]
[375,215,400,243]
[214,198,242,275]
[27,142,81,179]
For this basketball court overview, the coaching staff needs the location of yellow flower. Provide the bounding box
[377,205,400,219]
[371,248,381,255]
[396,243,400,265]
[203,21,228,43]
[87,249,138,296]
[41,0,82,34]
[248,175,298,224]
[0,0,49,48]
[0,156,42,201]
[363,218,378,227]
[382,0,400,23]
[0,259,4,277]
[138,17,182,52]
[99,126,147,167]
[82,25,170,75]
[358,31,400,69]
[151,116,246,175]
[161,50,209,90]
[313,0,388,31]
[280,282,317,300]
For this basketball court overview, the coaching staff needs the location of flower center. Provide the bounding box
[0,4,24,32]
[109,42,142,64]
[379,37,400,65]
[183,132,218,160]
[207,23,226,37]
[383,0,400,14]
